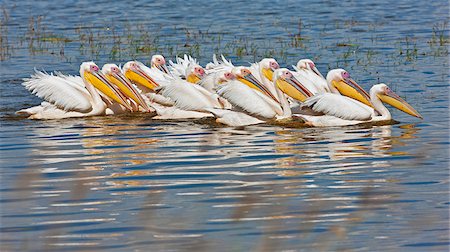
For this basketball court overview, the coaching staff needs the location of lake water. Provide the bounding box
[0,0,449,251]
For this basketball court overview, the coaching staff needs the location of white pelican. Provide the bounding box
[217,73,282,119]
[124,60,231,118]
[200,54,238,92]
[290,69,374,121]
[150,54,170,74]
[292,59,329,94]
[203,55,279,102]
[101,63,152,112]
[249,58,281,102]
[17,62,134,119]
[123,59,168,93]
[298,83,423,127]
[121,55,170,98]
[211,68,309,126]
[169,54,206,83]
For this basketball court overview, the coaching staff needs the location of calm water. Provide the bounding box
[0,0,449,251]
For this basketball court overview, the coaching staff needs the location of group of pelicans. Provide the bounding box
[17,54,423,127]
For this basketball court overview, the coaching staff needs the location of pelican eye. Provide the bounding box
[342,71,350,79]
[270,61,279,69]
[241,69,250,75]
[90,65,99,72]
[196,67,205,75]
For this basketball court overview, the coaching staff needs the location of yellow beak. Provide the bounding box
[124,68,159,91]
[262,68,274,82]
[237,73,280,103]
[106,72,151,111]
[186,73,201,84]
[378,90,423,119]
[332,79,372,107]
[276,76,313,102]
[84,71,133,110]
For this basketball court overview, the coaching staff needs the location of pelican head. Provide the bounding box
[373,83,423,119]
[123,60,160,90]
[259,58,280,81]
[102,64,150,111]
[186,63,206,84]
[296,59,324,78]
[274,68,313,102]
[232,67,279,102]
[327,69,372,107]
[217,71,236,84]
[151,55,169,74]
[80,62,132,110]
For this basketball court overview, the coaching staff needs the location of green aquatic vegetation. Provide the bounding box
[1,12,448,70]
[429,21,449,46]
[0,6,12,60]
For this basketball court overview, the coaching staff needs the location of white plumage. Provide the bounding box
[292,59,329,94]
[301,93,373,121]
[217,80,280,119]
[298,84,422,127]
[22,70,92,113]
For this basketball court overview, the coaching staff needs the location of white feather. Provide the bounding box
[168,54,200,79]
[205,54,234,73]
[22,70,93,113]
[302,93,373,120]
[217,80,278,119]
[158,78,221,111]
[197,70,227,92]
[248,62,279,101]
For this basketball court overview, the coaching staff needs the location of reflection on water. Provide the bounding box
[1,116,447,251]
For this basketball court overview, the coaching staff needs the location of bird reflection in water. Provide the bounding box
[8,118,424,251]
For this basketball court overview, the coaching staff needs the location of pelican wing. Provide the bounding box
[168,54,199,79]
[23,70,93,113]
[197,70,227,92]
[302,93,373,121]
[158,79,218,111]
[217,80,278,119]
[205,54,234,73]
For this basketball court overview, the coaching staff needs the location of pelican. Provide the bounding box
[298,83,423,127]
[169,54,206,83]
[280,69,377,122]
[17,62,134,119]
[211,68,308,126]
[150,71,237,119]
[249,58,281,102]
[292,59,329,94]
[150,54,170,74]
[101,63,152,112]
[200,54,238,92]
[122,60,168,96]
[124,59,231,118]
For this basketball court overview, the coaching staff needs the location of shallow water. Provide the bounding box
[0,0,449,251]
